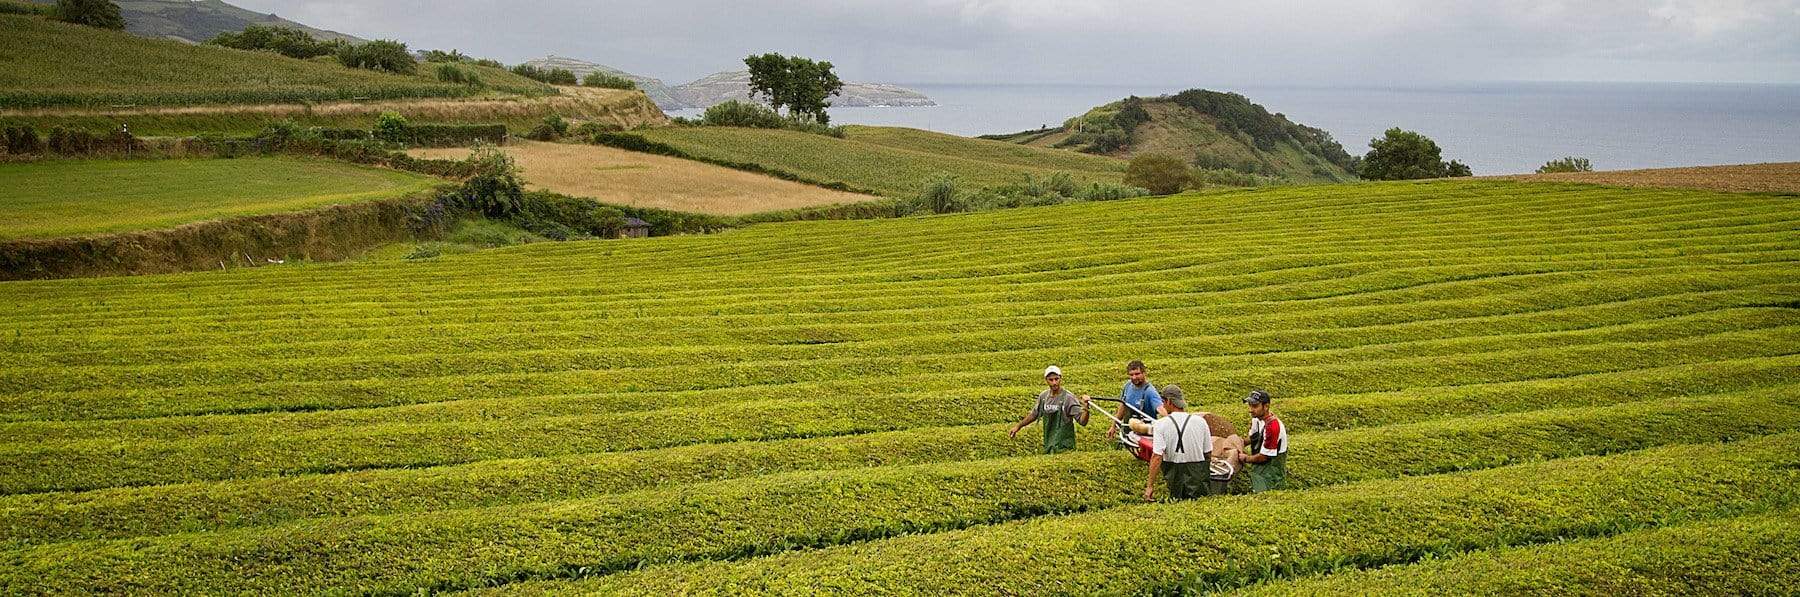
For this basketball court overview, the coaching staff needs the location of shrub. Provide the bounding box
[420,49,468,63]
[701,100,789,129]
[918,174,963,214]
[582,72,637,90]
[373,112,408,143]
[3,125,43,154]
[54,0,122,29]
[208,25,346,60]
[1123,153,1191,195]
[336,40,416,74]
[526,115,569,141]
[457,142,524,217]
[1537,156,1594,174]
[399,124,508,147]
[471,58,504,69]
[509,65,577,85]
[433,64,482,87]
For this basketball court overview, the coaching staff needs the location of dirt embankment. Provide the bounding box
[0,195,441,281]
[1497,162,1800,194]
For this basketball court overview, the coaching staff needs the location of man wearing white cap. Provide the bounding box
[1008,365,1091,454]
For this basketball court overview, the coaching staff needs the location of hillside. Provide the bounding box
[985,89,1359,183]
[1,179,1796,592]
[23,0,364,43]
[521,55,935,111]
[0,14,550,109]
[625,124,1127,197]
[520,55,687,110]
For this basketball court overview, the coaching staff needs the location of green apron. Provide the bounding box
[1249,452,1287,493]
[1163,461,1208,500]
[1037,390,1081,454]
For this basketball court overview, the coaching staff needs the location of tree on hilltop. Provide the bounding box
[1358,128,1473,180]
[744,53,843,125]
[56,0,124,29]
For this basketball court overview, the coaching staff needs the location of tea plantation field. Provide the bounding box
[1,179,1797,594]
[0,157,441,239]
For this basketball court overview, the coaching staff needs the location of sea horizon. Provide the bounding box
[671,80,1800,176]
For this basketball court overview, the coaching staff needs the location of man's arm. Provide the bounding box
[1008,410,1038,438]
[1076,395,1091,426]
[1144,453,1162,501]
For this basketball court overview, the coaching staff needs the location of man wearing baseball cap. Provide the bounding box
[1238,389,1288,492]
[1143,384,1211,501]
[1008,365,1092,454]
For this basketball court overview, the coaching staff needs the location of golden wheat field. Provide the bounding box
[409,140,875,215]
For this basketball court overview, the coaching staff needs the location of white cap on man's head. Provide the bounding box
[1043,365,1062,378]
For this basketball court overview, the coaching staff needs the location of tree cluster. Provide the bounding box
[743,53,843,125]
[1358,128,1472,180]
[208,25,346,60]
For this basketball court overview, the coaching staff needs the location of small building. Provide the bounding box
[619,217,651,239]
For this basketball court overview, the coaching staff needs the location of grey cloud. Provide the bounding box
[229,0,1800,84]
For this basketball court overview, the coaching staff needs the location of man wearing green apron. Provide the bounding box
[1143,384,1211,501]
[1239,389,1288,492]
[1009,365,1091,454]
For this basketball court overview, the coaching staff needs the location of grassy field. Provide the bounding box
[631,125,1127,197]
[1,179,1797,593]
[0,14,550,109]
[409,141,872,215]
[0,157,441,239]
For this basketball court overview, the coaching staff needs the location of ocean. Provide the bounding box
[672,82,1800,176]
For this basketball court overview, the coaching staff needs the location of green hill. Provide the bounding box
[0,13,549,109]
[985,89,1359,183]
[621,125,1126,198]
[2,179,1797,593]
[22,0,365,44]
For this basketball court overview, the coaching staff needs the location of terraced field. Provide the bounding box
[629,124,1127,197]
[1,179,1797,593]
[0,157,441,239]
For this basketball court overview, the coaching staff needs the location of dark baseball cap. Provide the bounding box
[1242,390,1272,405]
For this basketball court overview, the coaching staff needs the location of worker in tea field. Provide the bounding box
[1106,360,1161,442]
[1238,390,1289,492]
[1143,384,1212,501]
[1008,365,1091,454]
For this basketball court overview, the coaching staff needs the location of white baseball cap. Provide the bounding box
[1043,365,1062,378]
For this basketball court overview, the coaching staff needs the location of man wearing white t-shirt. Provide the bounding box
[1143,385,1212,501]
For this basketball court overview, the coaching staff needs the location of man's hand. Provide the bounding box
[1008,425,1020,439]
[1142,485,1155,502]
[1106,425,1118,439]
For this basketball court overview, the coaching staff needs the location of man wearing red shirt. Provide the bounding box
[1238,389,1288,492]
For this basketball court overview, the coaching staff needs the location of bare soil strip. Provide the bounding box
[1499,162,1800,194]
[409,140,874,215]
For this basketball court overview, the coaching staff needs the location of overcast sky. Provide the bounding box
[231,0,1800,86]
